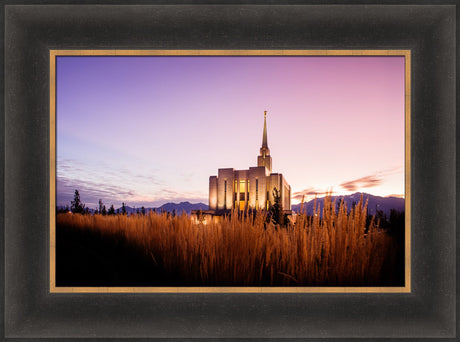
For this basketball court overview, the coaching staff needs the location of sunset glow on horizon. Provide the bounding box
[56,55,405,209]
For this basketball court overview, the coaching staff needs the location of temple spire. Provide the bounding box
[262,110,268,148]
[258,111,272,172]
[260,111,270,157]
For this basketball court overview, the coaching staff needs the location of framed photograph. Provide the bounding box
[50,49,410,293]
[3,2,456,340]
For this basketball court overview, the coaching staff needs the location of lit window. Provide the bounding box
[239,180,246,193]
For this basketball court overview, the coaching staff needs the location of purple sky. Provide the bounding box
[56,56,405,209]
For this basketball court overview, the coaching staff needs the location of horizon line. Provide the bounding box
[56,190,405,210]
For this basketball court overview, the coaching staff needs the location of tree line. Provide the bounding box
[57,189,146,216]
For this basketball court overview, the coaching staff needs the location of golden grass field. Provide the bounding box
[56,195,403,286]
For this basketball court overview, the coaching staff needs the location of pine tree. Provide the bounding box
[268,187,284,226]
[196,209,205,223]
[108,204,115,215]
[70,190,85,214]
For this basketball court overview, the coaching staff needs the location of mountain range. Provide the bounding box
[58,192,404,217]
[119,202,208,216]
[291,192,404,217]
[153,193,403,217]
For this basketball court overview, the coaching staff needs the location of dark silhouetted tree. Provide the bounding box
[98,199,104,214]
[56,205,70,214]
[70,190,85,214]
[388,209,405,238]
[268,187,284,226]
[375,209,388,229]
[196,209,205,224]
[108,204,115,215]
[121,202,127,215]
[141,206,146,215]
[101,205,107,216]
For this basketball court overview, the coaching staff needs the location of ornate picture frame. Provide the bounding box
[3,3,456,340]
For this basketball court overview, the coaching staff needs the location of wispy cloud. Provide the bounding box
[57,176,207,209]
[340,176,381,192]
[57,158,162,186]
[339,167,402,192]
[57,157,208,209]
[57,157,166,206]
[385,194,405,199]
[292,187,333,202]
[57,177,139,207]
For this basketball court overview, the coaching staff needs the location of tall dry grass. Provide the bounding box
[57,195,396,286]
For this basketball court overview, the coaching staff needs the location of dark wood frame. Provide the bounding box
[2,2,456,339]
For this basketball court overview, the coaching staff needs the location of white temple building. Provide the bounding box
[208,111,291,213]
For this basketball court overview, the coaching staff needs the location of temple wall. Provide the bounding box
[209,176,218,210]
[217,168,234,210]
[211,168,291,212]
[248,167,268,209]
[280,174,291,210]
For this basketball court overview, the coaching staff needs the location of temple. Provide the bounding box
[208,111,291,213]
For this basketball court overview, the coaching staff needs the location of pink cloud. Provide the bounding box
[292,187,333,201]
[339,167,402,192]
